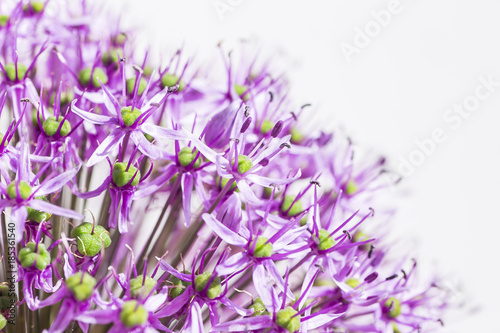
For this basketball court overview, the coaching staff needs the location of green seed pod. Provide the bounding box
[0,132,7,147]
[317,228,336,251]
[18,242,51,270]
[276,306,301,333]
[281,195,302,217]
[71,223,112,257]
[50,90,74,107]
[0,313,6,330]
[194,271,221,299]
[248,297,267,316]
[345,278,360,289]
[7,181,32,200]
[290,128,303,144]
[23,1,44,13]
[169,274,191,299]
[126,78,147,96]
[120,106,142,127]
[384,297,401,318]
[66,272,96,301]
[129,274,157,298]
[252,236,273,258]
[345,179,357,195]
[218,176,237,191]
[42,116,71,137]
[161,73,185,92]
[178,147,202,168]
[232,155,253,174]
[260,119,274,134]
[112,32,127,46]
[112,162,141,187]
[0,15,9,27]
[120,300,148,328]
[78,67,108,88]
[101,48,123,67]
[392,322,401,333]
[4,63,27,82]
[234,84,249,101]
[26,196,51,222]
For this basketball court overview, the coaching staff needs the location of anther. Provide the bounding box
[310,180,321,187]
[385,274,398,281]
[343,230,351,240]
[280,143,291,149]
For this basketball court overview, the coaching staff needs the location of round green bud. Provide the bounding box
[276,306,301,333]
[281,195,302,217]
[248,297,267,316]
[345,179,357,195]
[169,274,191,299]
[0,15,9,27]
[218,176,237,191]
[113,33,127,46]
[260,119,274,134]
[66,272,96,301]
[232,155,253,174]
[112,162,141,187]
[42,116,71,137]
[0,132,7,147]
[317,229,336,251]
[384,297,401,318]
[129,275,157,298]
[252,236,273,258]
[143,66,154,77]
[0,313,6,330]
[18,242,51,270]
[126,78,146,96]
[102,51,118,66]
[144,133,154,142]
[161,73,184,92]
[120,106,142,127]
[71,223,112,257]
[78,67,108,88]
[178,147,202,168]
[7,181,32,200]
[120,300,148,328]
[345,278,360,289]
[26,196,51,222]
[194,271,221,299]
[23,2,44,13]
[50,90,74,107]
[234,84,249,101]
[4,63,27,82]
[27,206,51,223]
[290,128,303,144]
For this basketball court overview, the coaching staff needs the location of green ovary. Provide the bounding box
[252,236,273,258]
[120,106,142,127]
[7,181,32,200]
[18,242,51,270]
[276,306,301,333]
[281,195,302,217]
[129,275,157,298]
[66,272,96,301]
[194,271,221,299]
[42,116,71,137]
[78,67,108,88]
[4,63,27,82]
[71,223,112,257]
[112,162,141,187]
[120,300,148,328]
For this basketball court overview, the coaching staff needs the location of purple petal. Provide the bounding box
[220,296,254,317]
[141,123,189,141]
[35,165,80,197]
[181,173,193,227]
[87,128,125,167]
[130,130,162,159]
[216,252,249,276]
[75,309,117,325]
[28,200,83,220]
[201,213,247,247]
[211,315,273,332]
[235,180,262,205]
[71,100,116,125]
[11,205,27,242]
[75,176,111,199]
[158,259,191,281]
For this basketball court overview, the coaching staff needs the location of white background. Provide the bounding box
[104,0,499,331]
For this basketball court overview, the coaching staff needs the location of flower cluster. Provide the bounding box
[0,1,452,332]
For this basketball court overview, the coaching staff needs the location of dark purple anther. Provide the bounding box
[364,272,378,284]
[271,120,283,138]
[240,117,252,133]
